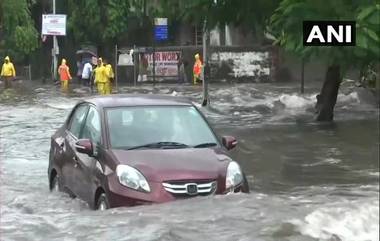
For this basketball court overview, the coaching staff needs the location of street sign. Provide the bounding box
[154,18,168,41]
[42,14,67,36]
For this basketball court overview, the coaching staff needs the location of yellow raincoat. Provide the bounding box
[105,64,114,94]
[1,56,16,77]
[94,59,107,95]
[1,56,16,88]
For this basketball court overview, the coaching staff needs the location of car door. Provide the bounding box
[74,106,102,202]
[63,104,89,194]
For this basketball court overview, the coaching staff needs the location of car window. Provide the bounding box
[81,106,101,144]
[68,104,89,138]
[107,106,218,149]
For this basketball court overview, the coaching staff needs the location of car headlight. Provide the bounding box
[225,161,243,190]
[116,165,150,192]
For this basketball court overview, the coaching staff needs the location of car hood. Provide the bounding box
[110,148,232,182]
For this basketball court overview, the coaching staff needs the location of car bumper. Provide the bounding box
[106,175,176,208]
[106,175,248,208]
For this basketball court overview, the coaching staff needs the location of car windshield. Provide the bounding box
[106,106,218,149]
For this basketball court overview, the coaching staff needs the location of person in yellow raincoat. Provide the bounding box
[93,58,107,95]
[1,56,16,88]
[58,59,72,92]
[193,53,202,85]
[103,59,114,95]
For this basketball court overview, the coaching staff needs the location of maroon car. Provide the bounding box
[48,95,249,210]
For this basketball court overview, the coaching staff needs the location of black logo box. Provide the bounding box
[303,21,356,46]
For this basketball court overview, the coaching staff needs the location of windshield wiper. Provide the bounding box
[127,142,189,150]
[193,142,218,148]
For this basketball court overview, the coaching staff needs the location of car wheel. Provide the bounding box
[51,175,60,192]
[96,193,110,211]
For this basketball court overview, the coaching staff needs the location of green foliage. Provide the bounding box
[155,0,216,27]
[67,0,130,45]
[269,0,380,71]
[157,0,279,33]
[0,0,39,59]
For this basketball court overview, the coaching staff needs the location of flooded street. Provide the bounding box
[0,81,378,241]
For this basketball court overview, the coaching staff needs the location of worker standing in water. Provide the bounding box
[193,53,202,85]
[58,59,72,92]
[81,61,93,87]
[1,56,16,88]
[93,58,107,95]
[103,59,114,94]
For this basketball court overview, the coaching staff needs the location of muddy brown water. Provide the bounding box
[0,82,378,241]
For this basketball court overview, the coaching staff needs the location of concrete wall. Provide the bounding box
[177,24,195,46]
[277,50,360,83]
[117,44,364,85]
[225,25,255,46]
[173,23,256,47]
[208,46,271,82]
[116,45,272,84]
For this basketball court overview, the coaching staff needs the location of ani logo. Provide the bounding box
[303,21,356,46]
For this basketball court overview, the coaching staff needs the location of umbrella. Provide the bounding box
[75,50,97,57]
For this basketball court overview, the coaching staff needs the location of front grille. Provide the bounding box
[162,180,217,197]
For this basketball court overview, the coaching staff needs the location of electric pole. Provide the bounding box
[201,20,209,106]
[52,0,58,81]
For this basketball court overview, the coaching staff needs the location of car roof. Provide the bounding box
[84,94,193,108]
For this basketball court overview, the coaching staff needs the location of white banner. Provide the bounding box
[144,51,180,77]
[42,14,67,36]
[118,53,134,66]
[154,18,168,26]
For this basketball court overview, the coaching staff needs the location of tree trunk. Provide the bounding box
[315,64,342,121]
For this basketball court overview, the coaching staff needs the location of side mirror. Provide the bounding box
[222,136,238,150]
[75,139,94,156]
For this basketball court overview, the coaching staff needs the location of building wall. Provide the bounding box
[208,46,271,82]
[172,23,256,48]
[209,24,255,46]
[177,23,195,45]
[278,51,360,83]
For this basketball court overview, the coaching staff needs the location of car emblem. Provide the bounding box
[186,183,198,195]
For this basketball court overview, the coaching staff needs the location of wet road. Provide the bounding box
[0,81,378,241]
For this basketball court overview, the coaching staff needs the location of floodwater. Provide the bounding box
[0,80,378,241]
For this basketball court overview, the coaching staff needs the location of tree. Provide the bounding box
[157,0,279,41]
[67,0,130,47]
[0,0,39,60]
[270,0,380,121]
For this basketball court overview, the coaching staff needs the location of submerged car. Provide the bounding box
[48,95,249,210]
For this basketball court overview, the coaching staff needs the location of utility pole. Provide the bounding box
[153,44,156,86]
[301,58,305,94]
[115,45,118,92]
[201,20,209,106]
[52,0,58,81]
[202,1,218,106]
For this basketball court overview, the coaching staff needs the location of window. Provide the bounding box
[81,106,101,144]
[106,106,218,149]
[68,105,89,138]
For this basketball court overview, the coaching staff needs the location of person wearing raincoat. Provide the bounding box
[1,56,16,88]
[193,53,202,85]
[103,59,114,95]
[93,58,107,95]
[58,59,72,92]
